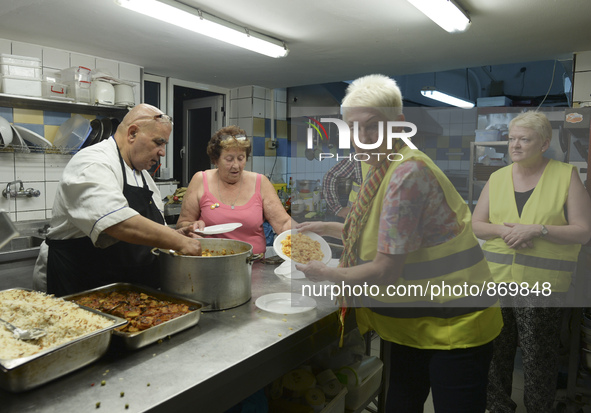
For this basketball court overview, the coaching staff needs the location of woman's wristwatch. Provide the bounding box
[540,224,549,237]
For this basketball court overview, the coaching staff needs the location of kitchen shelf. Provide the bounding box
[0,93,129,117]
[468,140,509,210]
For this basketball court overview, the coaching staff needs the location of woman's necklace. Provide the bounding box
[218,172,242,209]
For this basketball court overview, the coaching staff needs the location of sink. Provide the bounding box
[0,236,45,253]
[0,220,48,263]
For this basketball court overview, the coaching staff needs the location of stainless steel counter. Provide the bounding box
[2,262,345,413]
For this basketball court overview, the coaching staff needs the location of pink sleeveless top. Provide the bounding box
[199,171,266,254]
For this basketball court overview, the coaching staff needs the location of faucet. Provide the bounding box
[2,180,41,198]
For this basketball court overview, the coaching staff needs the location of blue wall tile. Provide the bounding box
[43,111,71,126]
[252,136,265,156]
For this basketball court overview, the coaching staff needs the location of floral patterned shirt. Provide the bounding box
[378,160,461,255]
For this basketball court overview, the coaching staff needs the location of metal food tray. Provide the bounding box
[62,283,204,350]
[0,288,126,393]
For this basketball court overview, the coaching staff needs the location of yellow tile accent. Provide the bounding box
[462,136,472,147]
[424,148,437,159]
[276,120,288,139]
[449,155,462,161]
[44,125,60,144]
[253,117,265,137]
[13,108,44,124]
[448,148,462,153]
[79,114,95,122]
[436,136,449,148]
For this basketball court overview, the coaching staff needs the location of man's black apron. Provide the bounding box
[46,143,164,296]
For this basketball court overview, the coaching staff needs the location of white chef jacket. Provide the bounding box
[33,137,165,291]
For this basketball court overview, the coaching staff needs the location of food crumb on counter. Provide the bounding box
[278,334,282,337]
[289,327,293,330]
[125,404,129,409]
[147,383,151,387]
[95,402,101,408]
[282,318,287,322]
[101,380,106,386]
[120,391,125,397]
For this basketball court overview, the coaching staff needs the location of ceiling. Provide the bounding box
[1,0,591,90]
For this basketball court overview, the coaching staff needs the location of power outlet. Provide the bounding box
[267,140,277,149]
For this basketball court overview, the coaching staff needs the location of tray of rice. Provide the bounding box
[62,283,204,350]
[0,288,126,392]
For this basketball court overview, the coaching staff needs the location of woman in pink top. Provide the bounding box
[176,126,292,254]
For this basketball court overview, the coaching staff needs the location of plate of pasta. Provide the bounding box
[273,229,332,265]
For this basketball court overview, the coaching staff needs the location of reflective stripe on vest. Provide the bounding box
[484,249,577,272]
[403,244,485,280]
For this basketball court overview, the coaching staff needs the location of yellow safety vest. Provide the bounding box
[482,159,579,292]
[347,162,370,206]
[355,146,502,350]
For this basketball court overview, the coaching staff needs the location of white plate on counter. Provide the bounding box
[195,222,242,235]
[274,261,306,279]
[273,229,332,265]
[255,293,316,314]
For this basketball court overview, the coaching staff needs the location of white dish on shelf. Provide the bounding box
[255,292,316,314]
[195,223,243,235]
[273,229,332,265]
[13,125,52,148]
[10,125,30,153]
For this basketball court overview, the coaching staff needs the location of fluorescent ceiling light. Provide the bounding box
[407,0,471,33]
[115,0,289,58]
[421,87,474,108]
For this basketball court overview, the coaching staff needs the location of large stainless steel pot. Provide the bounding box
[153,239,262,311]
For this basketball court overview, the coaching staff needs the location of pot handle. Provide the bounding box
[247,253,264,264]
[151,248,160,256]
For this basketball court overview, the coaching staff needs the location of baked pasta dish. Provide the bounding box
[280,232,324,264]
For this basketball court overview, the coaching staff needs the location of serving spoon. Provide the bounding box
[0,317,46,340]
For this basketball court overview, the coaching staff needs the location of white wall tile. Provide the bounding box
[252,98,265,118]
[15,153,44,182]
[70,53,96,70]
[238,86,252,98]
[0,152,15,182]
[0,38,11,54]
[45,181,59,211]
[252,156,264,174]
[229,101,239,119]
[448,160,461,170]
[95,58,119,77]
[274,88,287,103]
[118,62,141,82]
[0,194,15,215]
[14,180,45,212]
[16,210,46,221]
[253,86,266,99]
[45,154,70,181]
[11,42,42,59]
[237,98,252,118]
[42,47,69,70]
[275,103,287,120]
[265,100,272,119]
[230,88,239,100]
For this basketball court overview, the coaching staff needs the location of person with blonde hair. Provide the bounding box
[472,111,591,412]
[297,74,502,412]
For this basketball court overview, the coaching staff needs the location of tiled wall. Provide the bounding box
[0,37,141,223]
[228,86,293,184]
[423,107,478,171]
